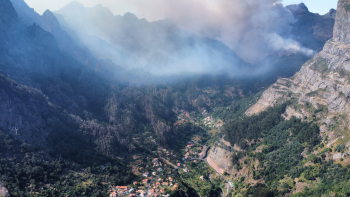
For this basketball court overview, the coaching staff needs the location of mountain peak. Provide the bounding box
[123,12,138,20]
[64,0,84,9]
[0,0,18,26]
[324,8,337,19]
[333,0,350,44]
[286,3,309,14]
[41,9,60,31]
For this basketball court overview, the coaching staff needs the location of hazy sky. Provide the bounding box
[24,0,338,18]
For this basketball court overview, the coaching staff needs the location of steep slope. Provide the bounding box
[246,0,350,153]
[256,4,336,84]
[10,0,131,76]
[55,1,251,75]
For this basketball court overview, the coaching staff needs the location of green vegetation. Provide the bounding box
[345,4,350,12]
[0,131,134,197]
[310,57,329,75]
[212,93,262,123]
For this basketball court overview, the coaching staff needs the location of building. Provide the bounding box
[119,186,128,191]
[153,158,159,163]
[200,176,204,181]
[142,179,149,184]
[162,182,169,186]
[169,177,173,182]
[143,172,149,177]
[157,168,163,172]
[110,192,117,197]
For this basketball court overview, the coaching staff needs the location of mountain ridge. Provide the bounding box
[246,0,350,158]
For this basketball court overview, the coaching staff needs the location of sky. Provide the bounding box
[24,0,338,17]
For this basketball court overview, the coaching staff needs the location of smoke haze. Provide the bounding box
[61,0,314,64]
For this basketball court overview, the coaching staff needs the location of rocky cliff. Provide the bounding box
[246,0,350,152]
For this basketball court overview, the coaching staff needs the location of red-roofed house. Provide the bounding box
[110,192,117,197]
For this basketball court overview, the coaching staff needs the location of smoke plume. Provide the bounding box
[76,0,314,64]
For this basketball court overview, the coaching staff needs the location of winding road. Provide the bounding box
[189,146,232,197]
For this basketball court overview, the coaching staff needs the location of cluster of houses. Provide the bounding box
[183,141,203,161]
[110,180,178,197]
[116,137,206,197]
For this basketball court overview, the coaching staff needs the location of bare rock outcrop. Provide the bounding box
[333,0,350,45]
[208,146,233,174]
[0,182,10,197]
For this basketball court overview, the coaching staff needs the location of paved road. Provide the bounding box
[146,176,156,197]
[189,146,232,197]
[210,117,232,196]
[204,158,232,197]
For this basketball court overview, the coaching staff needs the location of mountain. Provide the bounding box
[244,0,350,175]
[246,0,350,121]
[256,4,336,84]
[210,1,350,196]
[54,1,251,76]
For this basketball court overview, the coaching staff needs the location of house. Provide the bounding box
[130,194,136,197]
[160,188,165,193]
[132,155,139,160]
[200,176,204,181]
[143,172,149,177]
[194,160,197,162]
[110,192,117,197]
[150,189,155,194]
[133,181,138,185]
[157,168,163,172]
[156,182,160,186]
[158,178,163,182]
[177,163,181,167]
[162,182,169,186]
[152,172,157,176]
[119,186,128,191]
[174,183,178,188]
[169,177,173,182]
[142,179,149,183]
[183,168,188,173]
[153,158,159,163]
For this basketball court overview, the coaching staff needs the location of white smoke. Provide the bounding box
[72,0,314,63]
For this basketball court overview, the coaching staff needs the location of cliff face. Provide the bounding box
[246,0,350,150]
[333,0,350,45]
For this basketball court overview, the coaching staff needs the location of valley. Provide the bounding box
[0,0,349,196]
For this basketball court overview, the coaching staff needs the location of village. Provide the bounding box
[109,139,208,197]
